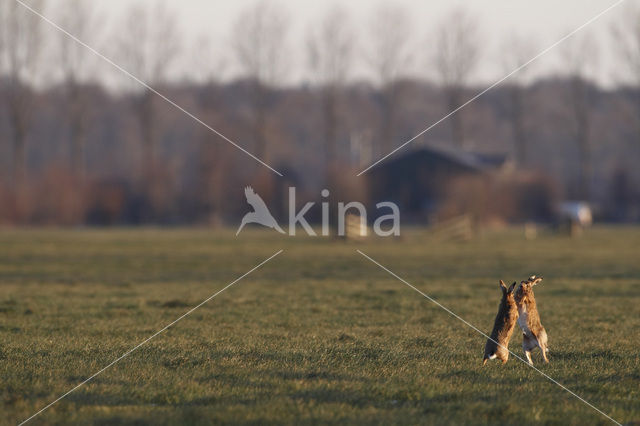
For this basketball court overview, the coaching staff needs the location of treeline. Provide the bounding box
[0,1,639,225]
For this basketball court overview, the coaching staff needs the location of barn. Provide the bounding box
[366,143,512,222]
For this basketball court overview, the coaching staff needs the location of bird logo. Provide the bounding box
[236,186,285,235]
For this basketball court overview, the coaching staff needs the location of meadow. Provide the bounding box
[1,227,639,425]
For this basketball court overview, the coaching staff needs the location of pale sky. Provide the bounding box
[85,0,627,87]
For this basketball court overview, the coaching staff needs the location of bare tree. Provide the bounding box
[611,4,640,147]
[561,32,599,201]
[432,8,481,147]
[191,33,229,86]
[190,34,231,225]
[367,3,413,155]
[0,1,4,73]
[0,0,46,184]
[307,6,355,180]
[232,0,289,164]
[114,1,181,183]
[56,0,98,180]
[501,33,537,165]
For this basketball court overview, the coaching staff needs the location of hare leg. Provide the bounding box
[523,335,536,365]
[540,344,549,363]
[524,349,533,365]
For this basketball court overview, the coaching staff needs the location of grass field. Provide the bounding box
[1,227,639,425]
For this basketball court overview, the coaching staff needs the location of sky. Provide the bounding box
[85,0,626,87]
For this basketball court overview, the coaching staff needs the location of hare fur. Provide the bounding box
[483,280,519,365]
[514,276,549,365]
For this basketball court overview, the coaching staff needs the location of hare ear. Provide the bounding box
[499,280,507,292]
[508,282,517,293]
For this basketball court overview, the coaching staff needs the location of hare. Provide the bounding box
[514,276,549,365]
[483,280,519,365]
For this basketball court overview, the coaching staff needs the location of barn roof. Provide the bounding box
[383,142,510,173]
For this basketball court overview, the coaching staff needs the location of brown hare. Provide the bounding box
[514,276,549,365]
[483,280,519,365]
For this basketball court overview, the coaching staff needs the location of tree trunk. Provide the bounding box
[252,81,269,162]
[576,120,591,201]
[138,91,156,180]
[13,126,27,186]
[447,87,464,147]
[8,86,30,186]
[571,77,591,201]
[135,90,162,221]
[323,87,338,178]
[509,85,527,165]
[636,87,640,150]
[67,81,87,181]
[380,83,397,156]
[323,86,340,236]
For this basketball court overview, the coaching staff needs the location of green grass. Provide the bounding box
[1,227,639,425]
